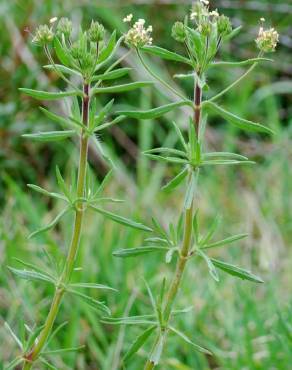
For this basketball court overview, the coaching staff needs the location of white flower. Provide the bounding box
[125,18,153,48]
[49,17,58,24]
[210,10,219,17]
[123,14,133,23]
[200,0,209,5]
[260,17,265,22]
[190,11,198,20]
[256,26,279,53]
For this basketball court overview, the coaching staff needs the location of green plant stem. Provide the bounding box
[137,48,187,101]
[22,83,90,369]
[209,52,263,103]
[144,81,202,369]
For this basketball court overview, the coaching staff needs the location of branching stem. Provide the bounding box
[22,83,90,369]
[144,78,202,370]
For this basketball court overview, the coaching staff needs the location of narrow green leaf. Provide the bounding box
[44,64,82,77]
[28,207,70,239]
[202,159,255,166]
[5,357,23,370]
[92,81,153,95]
[97,30,116,64]
[113,246,168,258]
[92,68,132,82]
[203,101,274,134]
[25,325,45,351]
[199,215,221,246]
[90,206,152,232]
[162,167,188,193]
[123,326,156,362]
[202,233,248,249]
[141,45,191,65]
[144,147,187,158]
[69,282,117,291]
[169,326,212,355]
[145,154,189,165]
[39,107,74,129]
[184,171,198,210]
[203,152,248,161]
[94,169,113,197]
[54,37,72,67]
[211,58,273,68]
[94,99,114,128]
[117,101,191,120]
[4,322,23,350]
[8,267,55,284]
[13,258,56,281]
[56,166,72,201]
[94,115,126,132]
[197,250,219,282]
[28,184,66,201]
[211,259,264,283]
[47,322,68,346]
[22,130,75,142]
[39,358,58,370]
[96,35,124,71]
[68,289,111,315]
[223,25,242,41]
[101,316,156,326]
[172,121,188,151]
[19,88,81,100]
[43,345,85,355]
[150,333,165,365]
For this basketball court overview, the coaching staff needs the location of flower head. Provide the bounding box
[217,14,232,36]
[172,21,186,43]
[125,18,153,48]
[256,25,279,53]
[32,24,54,46]
[88,21,105,42]
[56,17,72,39]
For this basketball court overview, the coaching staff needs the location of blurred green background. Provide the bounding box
[0,0,291,369]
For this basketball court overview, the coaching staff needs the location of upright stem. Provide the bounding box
[144,80,202,370]
[23,83,90,369]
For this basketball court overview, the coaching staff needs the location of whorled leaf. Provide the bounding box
[211,258,264,283]
[22,130,75,142]
[113,246,169,258]
[117,100,192,120]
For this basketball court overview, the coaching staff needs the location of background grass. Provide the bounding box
[0,0,291,369]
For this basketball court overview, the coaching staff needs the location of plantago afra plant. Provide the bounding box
[5,17,153,370]
[106,3,279,368]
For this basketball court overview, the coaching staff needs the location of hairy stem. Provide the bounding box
[144,81,202,369]
[22,83,90,369]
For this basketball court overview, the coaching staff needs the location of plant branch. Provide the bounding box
[208,52,263,103]
[137,48,187,101]
[22,83,90,369]
[144,78,202,370]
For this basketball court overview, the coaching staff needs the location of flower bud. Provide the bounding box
[217,15,232,36]
[198,20,212,36]
[70,41,83,60]
[172,22,186,43]
[32,25,54,46]
[57,17,72,39]
[88,21,105,42]
[256,26,279,53]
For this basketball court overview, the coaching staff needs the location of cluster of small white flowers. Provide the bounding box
[190,1,219,21]
[124,17,153,48]
[123,14,133,23]
[256,26,279,52]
